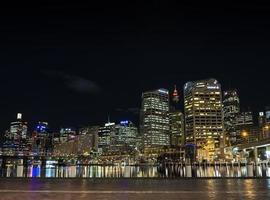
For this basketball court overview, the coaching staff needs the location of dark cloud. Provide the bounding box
[43,70,101,94]
[115,107,140,115]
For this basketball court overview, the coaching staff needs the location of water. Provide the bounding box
[1,164,270,178]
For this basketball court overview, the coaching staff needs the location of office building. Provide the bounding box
[111,120,138,152]
[54,126,99,156]
[184,78,223,161]
[3,113,28,155]
[140,88,170,148]
[59,127,77,142]
[98,122,115,153]
[32,121,52,155]
[236,111,255,144]
[169,111,184,147]
[223,89,240,145]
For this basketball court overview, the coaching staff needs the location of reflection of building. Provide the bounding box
[140,89,170,148]
[223,89,240,145]
[169,111,184,147]
[184,79,223,161]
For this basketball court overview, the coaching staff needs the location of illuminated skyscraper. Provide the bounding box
[140,88,170,148]
[3,113,28,155]
[32,121,52,155]
[109,120,139,153]
[115,121,138,146]
[184,79,223,161]
[9,113,28,140]
[98,122,115,153]
[223,89,240,145]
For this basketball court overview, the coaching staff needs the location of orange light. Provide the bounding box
[242,130,248,137]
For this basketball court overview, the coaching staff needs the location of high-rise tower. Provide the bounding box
[140,89,170,148]
[223,89,240,145]
[184,78,223,161]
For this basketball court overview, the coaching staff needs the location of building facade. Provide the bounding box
[140,89,170,148]
[110,120,139,153]
[2,113,28,155]
[98,122,115,153]
[184,78,224,161]
[53,126,99,156]
[223,89,240,145]
[169,111,184,147]
[236,111,254,144]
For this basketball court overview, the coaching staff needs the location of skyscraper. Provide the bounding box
[98,122,115,153]
[110,120,138,153]
[32,121,51,155]
[223,89,240,145]
[169,111,184,147]
[140,89,170,148]
[3,113,28,155]
[184,79,223,161]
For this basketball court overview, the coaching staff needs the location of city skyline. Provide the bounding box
[0,78,269,133]
[1,2,270,131]
[2,2,270,199]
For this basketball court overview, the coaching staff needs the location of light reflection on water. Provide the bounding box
[1,164,270,178]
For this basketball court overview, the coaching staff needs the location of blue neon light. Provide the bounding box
[120,120,129,125]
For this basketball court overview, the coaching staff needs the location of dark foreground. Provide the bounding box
[0,178,270,200]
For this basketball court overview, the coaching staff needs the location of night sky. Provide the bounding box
[0,2,270,131]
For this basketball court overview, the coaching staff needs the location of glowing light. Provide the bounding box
[242,130,248,137]
[207,86,219,89]
[17,113,22,120]
[120,120,129,125]
[158,89,168,94]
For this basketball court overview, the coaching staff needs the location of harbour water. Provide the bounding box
[1,163,270,178]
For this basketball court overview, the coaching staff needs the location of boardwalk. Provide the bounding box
[0,178,269,200]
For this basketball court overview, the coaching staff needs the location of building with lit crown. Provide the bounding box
[184,78,224,161]
[3,113,28,155]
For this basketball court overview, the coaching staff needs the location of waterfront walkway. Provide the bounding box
[0,178,269,199]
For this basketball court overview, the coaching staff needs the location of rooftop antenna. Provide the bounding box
[107,114,110,123]
[172,84,179,103]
